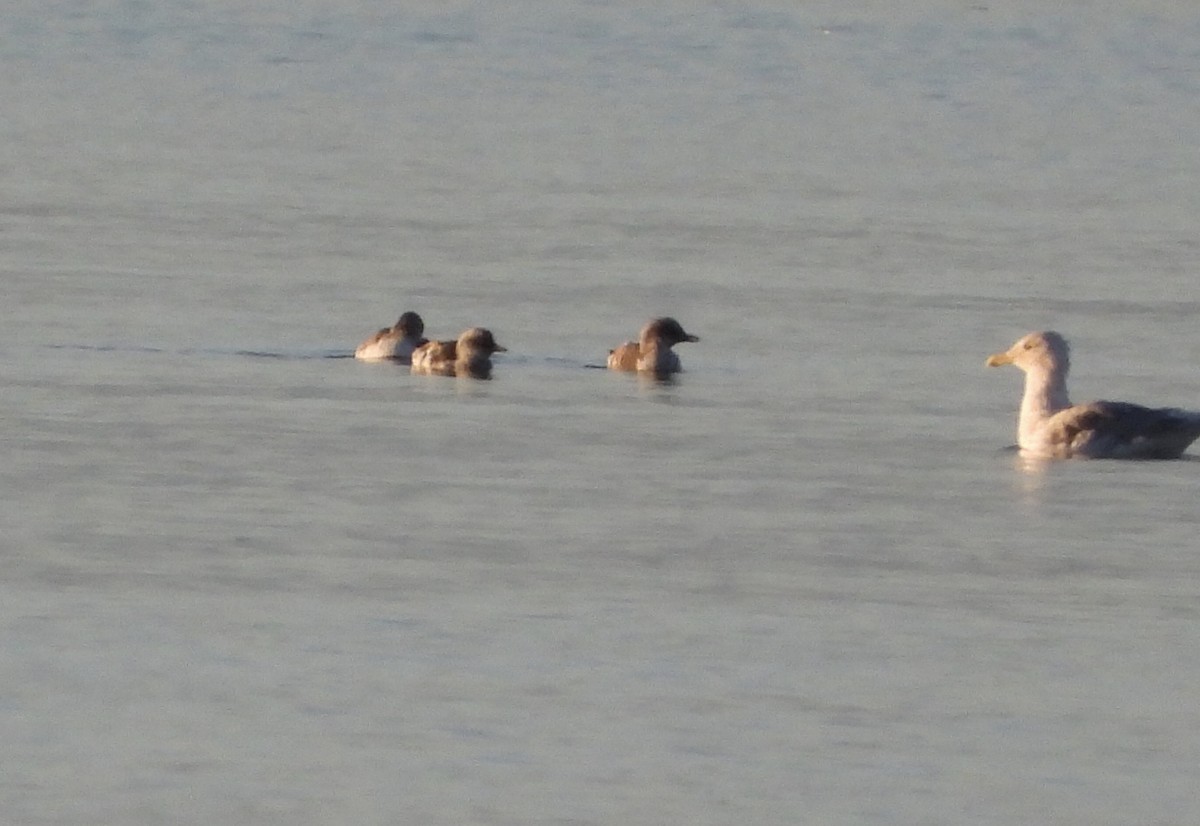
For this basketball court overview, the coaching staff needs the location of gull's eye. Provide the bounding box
[1023,341,1034,350]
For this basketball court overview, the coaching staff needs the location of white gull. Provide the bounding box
[986,330,1200,459]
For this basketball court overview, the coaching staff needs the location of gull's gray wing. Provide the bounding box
[1048,401,1200,459]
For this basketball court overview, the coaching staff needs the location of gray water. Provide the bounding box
[5,2,1200,823]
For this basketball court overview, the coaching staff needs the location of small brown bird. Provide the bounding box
[411,327,507,379]
[607,317,699,377]
[354,311,428,363]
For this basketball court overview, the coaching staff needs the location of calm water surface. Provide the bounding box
[5,2,1200,824]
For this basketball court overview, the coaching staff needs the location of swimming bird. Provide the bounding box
[355,311,429,363]
[607,317,699,377]
[986,330,1200,459]
[411,327,507,379]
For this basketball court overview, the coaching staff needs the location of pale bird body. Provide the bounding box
[355,311,428,363]
[986,330,1200,459]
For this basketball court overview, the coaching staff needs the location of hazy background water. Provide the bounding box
[5,2,1200,824]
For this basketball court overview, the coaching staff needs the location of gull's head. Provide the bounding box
[395,311,424,338]
[986,330,1070,374]
[458,327,506,355]
[641,317,699,347]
